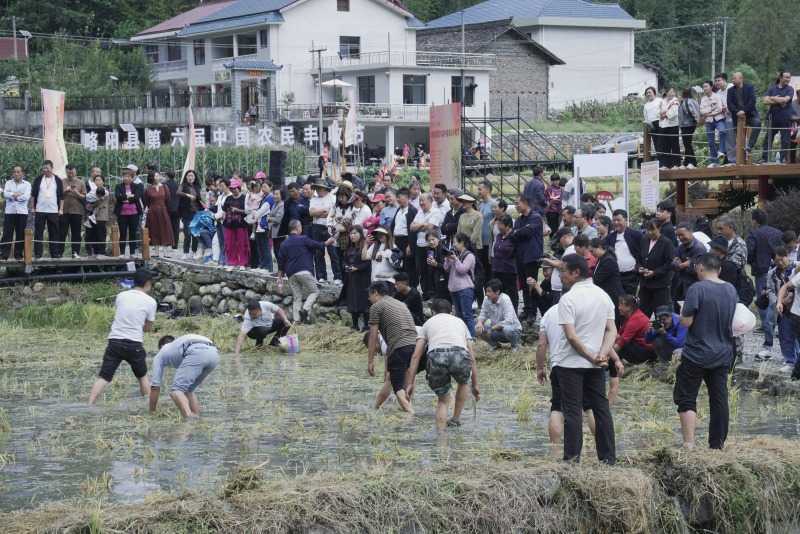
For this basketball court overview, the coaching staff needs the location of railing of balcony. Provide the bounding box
[315,50,495,70]
[281,103,430,122]
[2,92,233,112]
[151,59,188,73]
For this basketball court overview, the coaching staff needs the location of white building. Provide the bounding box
[425,0,657,110]
[132,0,495,159]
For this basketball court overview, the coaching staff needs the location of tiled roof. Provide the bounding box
[177,12,285,37]
[426,0,635,29]
[223,58,283,70]
[134,1,236,37]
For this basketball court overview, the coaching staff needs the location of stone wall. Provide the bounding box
[150,259,344,322]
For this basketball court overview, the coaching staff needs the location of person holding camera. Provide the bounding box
[444,233,477,337]
[423,230,450,301]
[645,305,687,362]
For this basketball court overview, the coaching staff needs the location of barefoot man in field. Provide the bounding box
[405,298,480,430]
[89,269,157,404]
[366,281,420,413]
[149,334,220,418]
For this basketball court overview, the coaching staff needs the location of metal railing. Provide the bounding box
[280,103,430,122]
[314,50,496,70]
[2,92,233,112]
[150,59,188,73]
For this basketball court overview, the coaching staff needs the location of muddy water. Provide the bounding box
[1,338,799,512]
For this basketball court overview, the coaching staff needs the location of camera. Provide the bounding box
[651,318,662,330]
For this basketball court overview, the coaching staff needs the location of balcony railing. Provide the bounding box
[151,59,188,73]
[4,92,232,112]
[281,103,430,122]
[315,50,496,70]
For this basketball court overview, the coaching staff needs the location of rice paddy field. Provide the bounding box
[1,283,800,532]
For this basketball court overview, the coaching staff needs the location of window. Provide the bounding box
[144,45,159,63]
[337,0,349,11]
[237,33,257,56]
[167,43,182,62]
[339,36,360,59]
[259,29,269,49]
[193,40,205,65]
[403,75,426,104]
[358,76,375,103]
[211,36,234,59]
[451,75,476,107]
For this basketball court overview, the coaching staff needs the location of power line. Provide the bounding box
[635,21,722,34]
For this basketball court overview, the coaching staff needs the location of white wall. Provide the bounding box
[276,0,416,103]
[524,25,640,108]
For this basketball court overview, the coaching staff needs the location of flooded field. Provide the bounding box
[1,296,800,514]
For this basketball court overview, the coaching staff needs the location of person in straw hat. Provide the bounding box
[309,178,337,282]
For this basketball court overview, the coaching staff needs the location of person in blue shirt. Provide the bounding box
[762,71,795,163]
[645,306,687,361]
[149,334,220,419]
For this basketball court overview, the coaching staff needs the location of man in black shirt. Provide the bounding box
[394,272,425,325]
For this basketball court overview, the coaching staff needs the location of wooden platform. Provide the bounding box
[660,163,800,182]
[0,256,143,269]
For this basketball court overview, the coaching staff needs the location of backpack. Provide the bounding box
[735,267,755,306]
[258,195,272,231]
[388,247,405,271]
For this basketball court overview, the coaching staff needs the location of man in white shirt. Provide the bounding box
[406,299,480,430]
[410,193,444,297]
[391,187,417,287]
[31,160,64,259]
[89,270,157,404]
[149,334,220,418]
[432,183,451,218]
[1,165,31,260]
[555,254,618,464]
[476,278,522,350]
[234,299,292,353]
[606,209,642,296]
[308,180,337,282]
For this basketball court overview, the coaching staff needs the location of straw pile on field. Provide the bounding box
[5,438,800,533]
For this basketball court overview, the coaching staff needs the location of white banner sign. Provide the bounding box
[639,161,660,213]
[80,123,366,151]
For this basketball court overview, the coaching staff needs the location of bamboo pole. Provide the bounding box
[643,125,651,162]
[142,228,151,261]
[23,228,33,268]
[736,118,746,165]
[111,223,120,257]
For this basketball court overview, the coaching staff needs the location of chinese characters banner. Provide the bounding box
[429,103,461,190]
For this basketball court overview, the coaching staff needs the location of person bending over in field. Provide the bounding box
[149,334,220,418]
[405,299,480,430]
[366,281,422,413]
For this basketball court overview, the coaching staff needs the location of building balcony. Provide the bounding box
[281,103,430,123]
[314,50,495,71]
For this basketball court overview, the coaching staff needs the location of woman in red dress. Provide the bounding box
[144,171,175,255]
[222,178,250,266]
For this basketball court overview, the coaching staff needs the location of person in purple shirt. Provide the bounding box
[762,71,795,163]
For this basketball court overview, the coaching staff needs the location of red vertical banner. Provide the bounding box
[429,103,461,190]
[41,89,68,178]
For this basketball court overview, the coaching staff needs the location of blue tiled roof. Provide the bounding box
[196,0,297,22]
[177,12,285,36]
[223,58,283,70]
[426,0,635,29]
[407,15,426,28]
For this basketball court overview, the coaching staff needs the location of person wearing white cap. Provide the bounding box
[114,165,145,256]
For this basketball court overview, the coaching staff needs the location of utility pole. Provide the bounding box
[310,41,327,156]
[720,18,728,73]
[12,17,18,60]
[710,23,716,79]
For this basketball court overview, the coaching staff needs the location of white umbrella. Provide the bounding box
[321,79,352,88]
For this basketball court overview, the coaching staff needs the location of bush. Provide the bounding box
[764,188,800,231]
[554,99,643,129]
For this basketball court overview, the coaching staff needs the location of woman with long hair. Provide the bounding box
[339,225,371,330]
[679,87,700,167]
[643,86,663,166]
[590,237,624,321]
[364,226,396,282]
[144,171,175,255]
[222,179,250,266]
[444,232,477,337]
[113,169,144,256]
[659,88,681,168]
[178,170,204,259]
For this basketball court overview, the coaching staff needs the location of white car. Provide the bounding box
[591,134,643,156]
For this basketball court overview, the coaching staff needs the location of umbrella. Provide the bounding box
[321,79,352,88]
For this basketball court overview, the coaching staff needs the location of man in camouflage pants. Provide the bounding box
[406,299,481,430]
